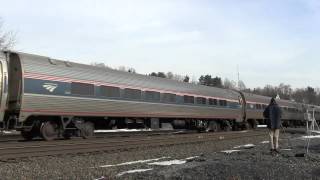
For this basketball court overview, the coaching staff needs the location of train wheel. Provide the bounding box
[250,120,258,129]
[21,130,33,141]
[40,121,59,141]
[224,121,232,131]
[243,122,250,130]
[206,121,220,132]
[81,122,95,139]
[63,132,72,140]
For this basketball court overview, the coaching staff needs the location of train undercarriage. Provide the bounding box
[1,115,261,141]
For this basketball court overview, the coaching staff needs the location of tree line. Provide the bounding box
[0,18,15,51]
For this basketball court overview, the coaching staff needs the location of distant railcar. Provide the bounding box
[243,93,306,127]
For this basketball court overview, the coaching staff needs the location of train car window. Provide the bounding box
[71,82,94,96]
[162,93,176,103]
[247,103,255,109]
[256,104,262,109]
[123,88,142,100]
[196,97,207,105]
[100,86,120,98]
[145,91,160,102]
[219,100,227,106]
[209,98,218,105]
[184,95,195,104]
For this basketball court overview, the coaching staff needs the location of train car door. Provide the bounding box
[7,53,23,112]
[0,53,9,122]
[237,91,247,122]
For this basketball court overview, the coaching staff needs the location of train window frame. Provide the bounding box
[218,100,227,106]
[208,98,218,106]
[196,97,207,105]
[100,85,121,98]
[256,104,262,110]
[123,88,142,100]
[161,93,177,103]
[184,95,195,104]
[145,91,161,102]
[71,82,95,96]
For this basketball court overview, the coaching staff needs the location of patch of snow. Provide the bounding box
[172,130,186,134]
[185,156,199,160]
[148,160,187,166]
[257,125,267,128]
[260,141,269,144]
[281,149,292,151]
[2,131,12,134]
[94,129,152,133]
[233,144,255,149]
[116,169,153,177]
[94,176,106,180]
[309,130,320,134]
[1,130,19,135]
[221,150,241,154]
[98,157,170,168]
[301,135,320,139]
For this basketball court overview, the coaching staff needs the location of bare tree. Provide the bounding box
[238,80,246,91]
[166,72,174,79]
[91,62,110,68]
[223,78,237,89]
[118,66,137,74]
[0,18,16,50]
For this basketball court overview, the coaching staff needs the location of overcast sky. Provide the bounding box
[0,0,320,88]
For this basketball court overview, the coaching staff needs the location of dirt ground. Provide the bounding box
[0,129,319,180]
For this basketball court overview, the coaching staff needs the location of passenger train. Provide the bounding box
[0,51,318,140]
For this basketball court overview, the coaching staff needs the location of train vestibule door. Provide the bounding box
[0,54,9,122]
[237,91,247,122]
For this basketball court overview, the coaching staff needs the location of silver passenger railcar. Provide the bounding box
[0,51,316,140]
[0,51,247,140]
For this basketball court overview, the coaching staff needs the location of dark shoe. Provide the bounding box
[274,149,280,153]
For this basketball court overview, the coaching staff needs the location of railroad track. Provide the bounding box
[0,129,194,143]
[0,130,267,161]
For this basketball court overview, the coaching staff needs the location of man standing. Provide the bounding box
[263,98,282,153]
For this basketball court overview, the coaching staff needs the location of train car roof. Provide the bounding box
[10,51,241,101]
[243,92,302,108]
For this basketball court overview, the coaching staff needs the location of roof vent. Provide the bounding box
[48,58,57,65]
[65,61,72,67]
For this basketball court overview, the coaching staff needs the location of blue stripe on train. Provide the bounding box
[24,78,241,109]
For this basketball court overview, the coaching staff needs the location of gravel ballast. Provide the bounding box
[0,129,319,180]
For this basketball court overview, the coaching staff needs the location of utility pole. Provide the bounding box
[237,65,240,90]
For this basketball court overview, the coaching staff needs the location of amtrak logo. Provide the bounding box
[43,83,58,92]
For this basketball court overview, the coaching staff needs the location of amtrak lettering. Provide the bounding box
[43,83,58,92]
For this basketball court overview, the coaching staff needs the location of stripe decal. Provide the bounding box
[24,72,240,102]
